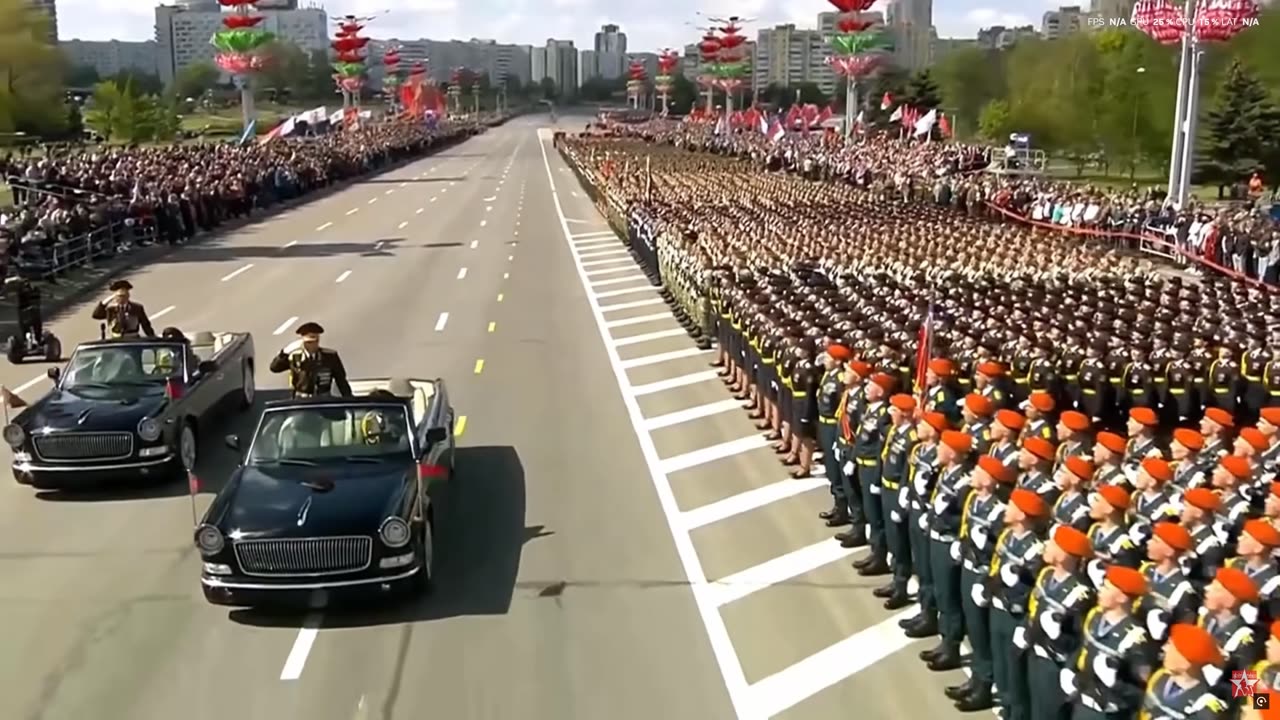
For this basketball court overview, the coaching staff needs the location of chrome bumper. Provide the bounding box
[201,565,421,591]
[13,455,174,472]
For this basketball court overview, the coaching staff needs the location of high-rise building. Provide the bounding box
[754,24,829,93]
[579,49,598,85]
[975,25,1038,48]
[681,43,700,82]
[155,3,327,86]
[27,0,58,43]
[61,40,160,78]
[885,0,933,70]
[593,23,626,80]
[544,39,576,96]
[365,39,531,87]
[1042,6,1086,38]
[531,46,547,83]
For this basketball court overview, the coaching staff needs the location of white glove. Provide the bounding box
[1127,523,1148,545]
[1040,610,1062,639]
[843,461,854,476]
[1204,664,1223,686]
[970,581,988,608]
[1087,559,1106,589]
[1013,626,1028,650]
[869,483,882,495]
[1242,603,1259,625]
[1146,609,1169,640]
[918,513,929,531]
[950,541,961,561]
[1000,563,1020,587]
[889,509,902,523]
[933,496,948,514]
[897,487,908,510]
[832,446,843,462]
[972,525,990,550]
[1059,668,1077,697]
[1092,655,1118,687]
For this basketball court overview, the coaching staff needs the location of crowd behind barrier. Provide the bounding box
[0,117,499,290]
[558,125,1280,720]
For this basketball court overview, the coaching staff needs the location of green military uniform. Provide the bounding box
[927,461,971,663]
[907,439,941,633]
[853,399,892,566]
[989,439,1019,468]
[966,417,994,455]
[1023,566,1093,720]
[990,526,1045,720]
[1020,467,1060,506]
[1022,418,1054,444]
[1136,561,1198,643]
[926,381,961,425]
[1065,606,1155,719]
[1051,490,1091,533]
[880,420,918,601]
[269,346,353,397]
[1086,521,1138,589]
[816,366,848,518]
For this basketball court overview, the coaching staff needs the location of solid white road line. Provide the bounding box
[598,297,666,313]
[593,286,655,300]
[282,240,298,249]
[469,240,479,249]
[707,540,861,608]
[434,312,449,332]
[680,476,829,531]
[220,264,254,282]
[13,374,47,393]
[273,317,298,335]
[398,221,408,229]
[571,230,617,239]
[611,327,687,347]
[316,222,333,231]
[581,257,635,268]
[573,240,617,251]
[642,397,742,431]
[151,305,175,320]
[534,130,755,720]
[335,270,351,283]
[659,434,770,475]
[585,265,640,278]
[617,346,708,369]
[745,609,918,718]
[279,613,322,680]
[346,208,358,215]
[456,267,468,280]
[605,312,674,329]
[578,248,631,259]
[590,275,649,288]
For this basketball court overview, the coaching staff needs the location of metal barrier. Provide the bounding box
[11,219,158,283]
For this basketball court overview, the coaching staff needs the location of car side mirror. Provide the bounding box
[197,360,217,375]
[224,434,240,451]
[424,426,447,444]
[46,367,60,382]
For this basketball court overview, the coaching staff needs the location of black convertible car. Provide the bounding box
[195,377,456,606]
[4,332,256,489]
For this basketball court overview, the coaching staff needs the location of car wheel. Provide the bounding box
[415,517,435,595]
[178,421,199,475]
[6,337,23,365]
[44,336,61,362]
[239,361,255,409]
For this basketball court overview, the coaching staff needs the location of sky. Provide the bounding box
[55,0,1058,51]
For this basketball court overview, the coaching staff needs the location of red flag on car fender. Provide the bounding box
[188,471,200,526]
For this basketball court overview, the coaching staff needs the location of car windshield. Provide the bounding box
[248,405,415,464]
[61,345,186,392]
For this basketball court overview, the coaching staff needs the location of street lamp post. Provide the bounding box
[1130,66,1146,181]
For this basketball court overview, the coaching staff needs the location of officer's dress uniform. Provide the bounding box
[1264,357,1280,409]
[1165,356,1200,423]
[908,440,942,630]
[1029,356,1062,404]
[967,417,994,456]
[1079,355,1112,422]
[269,346,353,397]
[1025,567,1093,720]
[816,367,846,510]
[929,462,972,658]
[1208,356,1242,414]
[991,527,1045,720]
[882,421,917,597]
[854,399,892,563]
[1067,607,1155,720]
[959,486,1005,697]
[1243,346,1268,420]
[926,381,961,425]
[92,300,156,338]
[1124,436,1165,479]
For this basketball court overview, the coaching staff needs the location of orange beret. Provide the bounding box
[1129,407,1158,426]
[1097,484,1131,510]
[1022,437,1056,463]
[1261,407,1280,425]
[1106,565,1148,596]
[941,430,973,454]
[1172,428,1205,452]
[1141,457,1173,484]
[978,454,1013,483]
[1153,522,1193,552]
[996,409,1026,431]
[1203,407,1234,428]
[1272,619,1280,643]
[1028,391,1055,413]
[1060,410,1091,433]
[928,358,955,377]
[1064,455,1094,480]
[976,360,1005,377]
[1095,431,1127,454]
[1053,525,1092,558]
[921,411,949,432]
[1183,487,1220,512]
[965,393,995,417]
[1240,427,1269,452]
[1168,623,1223,667]
[1244,518,1280,548]
[870,373,896,392]
[1220,454,1253,480]
[1010,487,1048,517]
[890,394,917,412]
[1216,566,1260,603]
[849,360,873,377]
[827,344,852,361]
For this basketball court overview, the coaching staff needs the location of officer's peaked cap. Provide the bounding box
[109,280,133,291]
[296,322,325,336]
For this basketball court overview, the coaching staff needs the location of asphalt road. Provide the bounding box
[0,116,975,720]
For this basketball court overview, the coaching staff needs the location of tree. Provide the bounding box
[539,76,556,100]
[1196,59,1280,191]
[977,99,1013,142]
[932,47,1005,137]
[0,0,67,136]
[107,70,163,96]
[903,70,941,109]
[82,79,179,143]
[64,63,100,88]
[668,73,697,114]
[260,41,310,101]
[172,61,219,101]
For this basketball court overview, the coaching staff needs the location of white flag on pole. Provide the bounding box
[913,108,938,137]
[888,106,903,122]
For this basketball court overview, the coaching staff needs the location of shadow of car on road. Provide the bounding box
[227,444,547,627]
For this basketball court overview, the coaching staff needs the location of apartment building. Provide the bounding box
[61,40,160,77]
[155,0,327,86]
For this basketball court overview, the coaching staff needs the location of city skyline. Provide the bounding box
[52,0,1059,51]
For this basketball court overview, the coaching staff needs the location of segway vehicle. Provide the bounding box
[5,326,61,364]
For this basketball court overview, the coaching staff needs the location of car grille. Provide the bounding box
[234,536,374,577]
[33,432,134,461]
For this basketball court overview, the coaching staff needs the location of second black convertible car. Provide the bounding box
[195,378,456,606]
[4,331,256,489]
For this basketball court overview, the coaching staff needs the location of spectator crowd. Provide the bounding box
[559,120,1280,720]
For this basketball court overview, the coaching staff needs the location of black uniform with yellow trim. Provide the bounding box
[1136,668,1225,720]
[268,322,353,398]
[1065,605,1156,717]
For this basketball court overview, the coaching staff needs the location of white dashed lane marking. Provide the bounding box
[433,313,449,332]
[457,267,468,280]
[316,222,332,231]
[346,208,359,216]
[220,264,253,282]
[273,316,298,335]
[398,221,408,229]
[335,270,351,283]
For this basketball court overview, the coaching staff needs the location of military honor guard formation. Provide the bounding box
[559,120,1280,720]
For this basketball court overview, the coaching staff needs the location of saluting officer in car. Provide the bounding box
[269,321,352,398]
[92,280,155,338]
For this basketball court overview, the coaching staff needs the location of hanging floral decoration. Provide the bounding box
[825,0,890,80]
[1129,0,1187,43]
[1191,0,1258,42]
[210,0,275,76]
[696,31,721,95]
[382,47,402,95]
[712,18,749,93]
[330,21,369,96]
[655,49,679,97]
[626,58,647,101]
[448,67,466,100]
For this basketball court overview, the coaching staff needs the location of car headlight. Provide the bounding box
[2,424,24,449]
[194,525,224,555]
[379,517,411,548]
[137,418,162,443]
